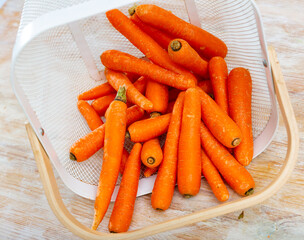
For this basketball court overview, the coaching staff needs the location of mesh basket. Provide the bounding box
[11,0,278,201]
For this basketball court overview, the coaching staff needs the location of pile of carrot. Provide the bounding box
[70,4,255,233]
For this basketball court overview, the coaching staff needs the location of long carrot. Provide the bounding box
[144,166,158,178]
[119,148,129,175]
[70,105,144,162]
[200,122,255,196]
[209,57,229,114]
[168,39,208,78]
[101,50,196,90]
[106,9,196,83]
[197,80,213,96]
[108,143,142,233]
[78,82,115,100]
[92,86,127,230]
[133,76,147,94]
[105,68,153,111]
[201,149,229,202]
[127,113,171,142]
[91,93,115,116]
[145,79,168,115]
[151,92,185,210]
[141,138,163,168]
[197,87,242,148]
[228,68,253,166]
[135,4,227,59]
[77,100,104,131]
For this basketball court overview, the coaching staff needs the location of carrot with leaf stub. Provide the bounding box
[77,100,104,131]
[91,94,115,116]
[141,138,163,168]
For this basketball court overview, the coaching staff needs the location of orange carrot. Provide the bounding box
[201,149,229,202]
[200,122,255,196]
[144,166,158,178]
[209,57,229,114]
[70,105,144,162]
[91,93,115,116]
[133,76,147,94]
[77,100,104,131]
[168,88,181,102]
[151,92,185,210]
[228,68,253,166]
[108,143,142,233]
[141,138,163,168]
[127,113,171,142]
[78,82,115,100]
[106,9,196,83]
[197,80,213,95]
[100,50,196,90]
[166,100,175,113]
[92,87,127,230]
[125,72,139,83]
[197,87,242,148]
[119,148,129,175]
[135,4,227,59]
[129,10,172,49]
[168,39,208,78]
[105,68,153,111]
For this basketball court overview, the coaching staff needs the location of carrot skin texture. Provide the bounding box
[120,148,129,175]
[108,143,142,233]
[197,87,242,148]
[197,80,213,95]
[144,167,158,178]
[228,68,253,166]
[200,122,255,196]
[145,79,169,114]
[141,138,163,168]
[151,92,185,210]
[91,94,116,116]
[178,88,201,197]
[100,50,196,90]
[78,82,115,100]
[77,100,104,131]
[136,4,227,59]
[201,149,229,202]
[133,76,147,94]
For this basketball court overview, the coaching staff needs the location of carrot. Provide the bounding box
[135,4,227,59]
[151,92,185,210]
[91,93,115,116]
[78,82,115,100]
[197,80,213,96]
[200,122,255,196]
[92,86,127,230]
[201,149,229,202]
[125,72,139,82]
[119,148,129,175]
[127,113,171,142]
[209,57,229,114]
[228,68,253,166]
[106,9,196,83]
[70,105,144,162]
[145,79,169,115]
[108,143,142,233]
[141,138,163,168]
[144,166,158,178]
[101,50,196,90]
[105,68,153,111]
[77,100,104,131]
[166,100,175,113]
[133,76,147,94]
[197,87,242,148]
[129,10,172,49]
[168,39,208,78]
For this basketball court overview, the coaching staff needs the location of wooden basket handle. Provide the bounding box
[25,46,299,240]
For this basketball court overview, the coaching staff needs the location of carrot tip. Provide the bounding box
[147,157,155,165]
[150,112,161,118]
[232,138,241,147]
[170,40,182,51]
[128,5,137,16]
[245,188,254,196]
[183,194,193,199]
[69,153,77,161]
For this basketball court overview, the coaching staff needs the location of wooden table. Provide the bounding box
[0,0,303,239]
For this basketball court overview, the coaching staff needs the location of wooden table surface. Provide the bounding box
[0,0,303,239]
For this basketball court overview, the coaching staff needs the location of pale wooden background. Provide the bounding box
[0,0,303,239]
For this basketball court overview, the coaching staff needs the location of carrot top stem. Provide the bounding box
[125,131,131,139]
[128,5,137,16]
[150,112,161,118]
[70,153,76,161]
[245,188,254,196]
[115,86,127,103]
[170,40,182,51]
[147,157,155,165]
[232,138,241,147]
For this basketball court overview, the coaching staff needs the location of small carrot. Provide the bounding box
[78,82,115,100]
[127,113,171,142]
[197,87,242,148]
[178,88,201,197]
[197,80,213,96]
[70,105,144,162]
[228,68,253,166]
[133,76,147,94]
[151,92,185,210]
[101,50,196,90]
[77,100,104,131]
[201,149,229,202]
[209,57,229,114]
[91,93,116,116]
[168,39,208,78]
[168,88,181,102]
[135,4,227,59]
[144,166,158,178]
[200,122,255,196]
[120,148,129,175]
[106,9,196,83]
[166,100,175,113]
[141,138,163,168]
[92,86,127,230]
[105,68,153,111]
[108,143,142,233]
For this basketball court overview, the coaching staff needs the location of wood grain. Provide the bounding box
[0,0,304,239]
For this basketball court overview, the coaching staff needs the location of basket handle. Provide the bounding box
[25,46,299,240]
